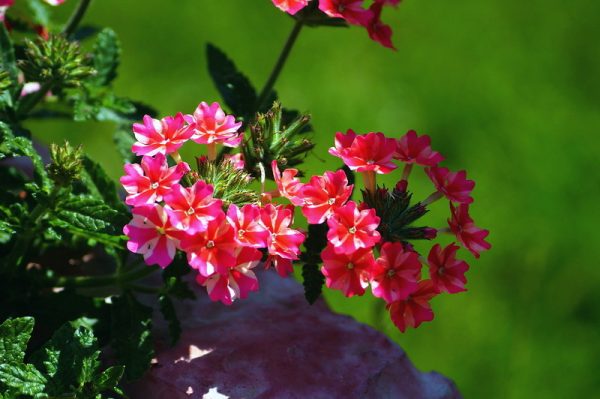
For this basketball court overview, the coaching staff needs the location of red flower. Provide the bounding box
[226,204,269,248]
[132,113,194,156]
[272,0,311,15]
[425,166,475,204]
[428,243,469,294]
[319,0,373,26]
[261,204,305,276]
[163,181,223,234]
[328,129,357,160]
[272,160,305,206]
[123,204,182,268]
[180,213,237,277]
[371,242,422,303]
[333,132,397,175]
[366,1,395,49]
[326,201,380,254]
[300,170,353,224]
[395,130,443,166]
[448,203,491,258]
[387,280,437,332]
[196,247,262,305]
[120,153,190,207]
[321,244,375,297]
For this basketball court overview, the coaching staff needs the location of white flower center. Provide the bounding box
[347,263,354,270]
[151,182,159,189]
[186,207,195,215]
[348,226,357,234]
[238,229,246,237]
[327,198,336,205]
[206,240,215,249]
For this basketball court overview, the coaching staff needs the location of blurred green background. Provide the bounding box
[28,0,600,397]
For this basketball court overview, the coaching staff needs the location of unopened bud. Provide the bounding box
[47,141,83,186]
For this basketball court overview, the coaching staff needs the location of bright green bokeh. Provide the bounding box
[30,1,600,397]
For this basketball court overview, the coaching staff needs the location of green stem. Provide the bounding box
[16,81,54,119]
[62,0,93,37]
[254,19,304,113]
[6,186,62,274]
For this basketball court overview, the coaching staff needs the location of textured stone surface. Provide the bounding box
[128,270,462,399]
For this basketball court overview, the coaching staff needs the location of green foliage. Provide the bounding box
[243,102,315,178]
[158,295,181,347]
[206,43,258,119]
[0,317,124,398]
[0,24,18,93]
[110,293,154,381]
[90,28,121,86]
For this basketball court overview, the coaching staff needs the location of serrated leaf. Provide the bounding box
[113,127,137,164]
[0,24,17,91]
[300,223,328,304]
[0,363,46,396]
[158,295,181,346]
[81,156,128,221]
[90,28,120,86]
[110,293,154,381]
[0,317,34,364]
[96,365,125,392]
[31,321,100,395]
[0,122,51,192]
[206,43,257,118]
[55,195,119,233]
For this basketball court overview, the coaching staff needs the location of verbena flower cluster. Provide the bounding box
[272,0,400,49]
[121,101,491,333]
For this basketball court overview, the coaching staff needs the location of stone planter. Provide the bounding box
[127,270,461,399]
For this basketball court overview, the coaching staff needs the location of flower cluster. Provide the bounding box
[122,101,490,332]
[272,0,400,49]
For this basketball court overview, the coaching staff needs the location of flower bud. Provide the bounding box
[47,141,83,186]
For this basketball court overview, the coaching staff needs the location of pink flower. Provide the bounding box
[196,247,262,305]
[428,243,469,294]
[20,82,42,97]
[319,0,373,26]
[326,201,380,254]
[223,153,245,170]
[425,166,475,204]
[180,213,238,277]
[163,181,223,234]
[448,203,491,258]
[366,2,394,49]
[226,204,269,248]
[265,255,294,278]
[0,0,12,22]
[370,242,422,303]
[132,113,194,156]
[328,129,357,159]
[120,153,191,207]
[332,132,397,174]
[272,160,304,206]
[261,204,305,276]
[272,0,310,15]
[321,244,375,297]
[300,170,353,224]
[387,280,437,332]
[43,0,66,5]
[395,130,443,166]
[123,205,183,268]
[185,102,242,147]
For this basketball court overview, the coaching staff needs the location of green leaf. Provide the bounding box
[113,127,138,164]
[81,156,129,221]
[90,28,121,86]
[110,293,154,380]
[55,195,119,233]
[158,295,181,346]
[206,43,257,118]
[0,122,52,193]
[96,365,125,392]
[0,363,46,396]
[0,24,17,90]
[31,321,100,395]
[0,317,34,364]
[162,254,196,300]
